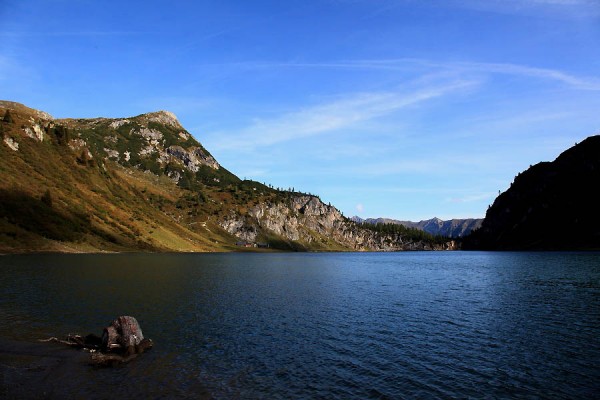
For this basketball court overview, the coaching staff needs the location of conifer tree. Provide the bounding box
[3,110,14,123]
[41,189,53,207]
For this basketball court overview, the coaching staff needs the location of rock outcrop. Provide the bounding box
[64,113,222,174]
[39,316,153,367]
[221,195,458,251]
[165,145,220,171]
[142,110,183,129]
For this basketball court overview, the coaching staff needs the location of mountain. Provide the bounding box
[0,101,456,253]
[351,216,482,238]
[463,135,600,250]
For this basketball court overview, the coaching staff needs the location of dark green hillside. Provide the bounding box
[464,135,600,250]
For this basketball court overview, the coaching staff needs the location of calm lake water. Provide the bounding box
[1,252,599,399]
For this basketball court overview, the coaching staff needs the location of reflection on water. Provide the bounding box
[1,252,599,398]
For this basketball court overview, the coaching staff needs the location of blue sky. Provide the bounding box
[1,0,599,221]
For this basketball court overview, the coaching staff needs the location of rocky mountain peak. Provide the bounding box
[139,110,182,129]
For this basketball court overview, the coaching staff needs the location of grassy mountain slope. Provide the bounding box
[0,101,453,253]
[0,103,236,252]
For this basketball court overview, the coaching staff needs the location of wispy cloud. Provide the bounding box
[445,192,496,204]
[208,79,477,150]
[444,0,600,17]
[0,55,37,83]
[451,61,600,90]
[204,59,421,71]
[456,0,598,7]
[357,59,600,90]
[207,58,600,91]
[459,109,577,137]
[345,151,511,177]
[336,0,600,18]
[348,159,444,176]
[171,28,240,53]
[0,31,148,37]
[528,0,594,4]
[0,56,11,81]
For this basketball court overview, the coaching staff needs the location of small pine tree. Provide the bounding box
[54,125,70,145]
[77,149,94,166]
[41,189,53,207]
[3,110,14,124]
[178,174,192,190]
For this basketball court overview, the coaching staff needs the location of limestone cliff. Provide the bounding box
[220,195,458,251]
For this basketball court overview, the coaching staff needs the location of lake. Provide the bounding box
[1,252,599,399]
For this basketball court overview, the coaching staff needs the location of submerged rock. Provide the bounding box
[102,315,145,354]
[40,315,153,367]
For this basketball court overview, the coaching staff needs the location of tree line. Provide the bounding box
[358,222,448,244]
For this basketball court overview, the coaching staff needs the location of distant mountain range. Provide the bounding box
[463,135,600,250]
[351,216,482,238]
[0,100,455,253]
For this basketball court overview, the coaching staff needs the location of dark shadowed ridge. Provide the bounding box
[463,135,600,250]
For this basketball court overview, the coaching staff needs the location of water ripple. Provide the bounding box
[1,252,599,398]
